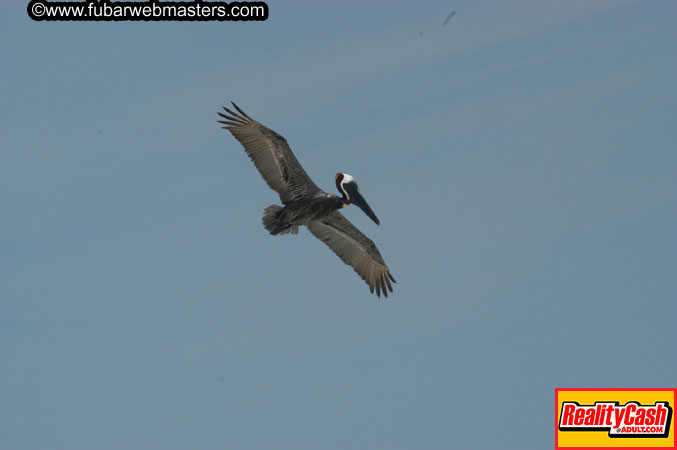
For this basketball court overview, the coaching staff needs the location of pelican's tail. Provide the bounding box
[262,205,298,236]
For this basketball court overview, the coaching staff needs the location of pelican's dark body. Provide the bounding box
[263,193,344,235]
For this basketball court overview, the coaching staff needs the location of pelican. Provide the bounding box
[218,102,396,297]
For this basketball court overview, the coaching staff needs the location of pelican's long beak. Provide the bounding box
[343,181,380,225]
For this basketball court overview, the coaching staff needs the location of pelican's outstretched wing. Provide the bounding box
[218,102,321,203]
[308,211,396,298]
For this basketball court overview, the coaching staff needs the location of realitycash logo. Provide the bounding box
[556,389,676,449]
[559,401,672,437]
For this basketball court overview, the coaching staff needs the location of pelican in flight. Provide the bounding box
[218,103,396,297]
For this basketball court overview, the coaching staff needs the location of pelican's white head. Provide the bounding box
[334,172,380,225]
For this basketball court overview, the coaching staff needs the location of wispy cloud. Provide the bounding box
[196,0,631,109]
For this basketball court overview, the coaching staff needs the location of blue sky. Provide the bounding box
[1,1,676,449]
